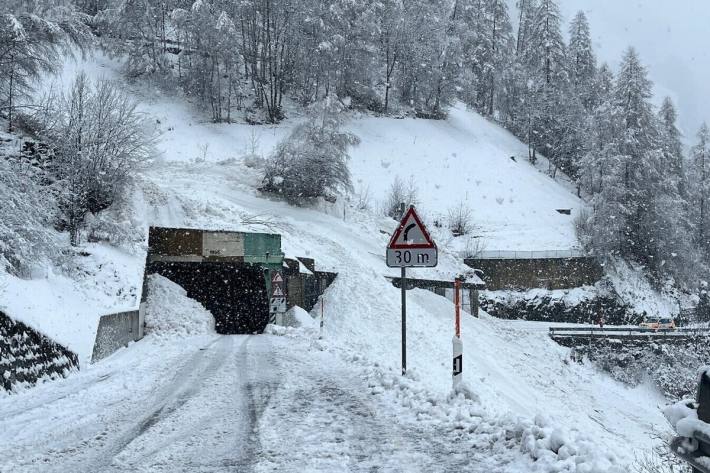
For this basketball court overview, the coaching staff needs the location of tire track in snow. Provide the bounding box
[46,335,229,473]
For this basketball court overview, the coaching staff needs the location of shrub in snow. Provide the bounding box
[447,201,473,237]
[462,235,486,259]
[262,96,359,204]
[145,275,215,337]
[383,176,418,219]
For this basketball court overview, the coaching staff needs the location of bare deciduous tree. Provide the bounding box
[41,72,154,245]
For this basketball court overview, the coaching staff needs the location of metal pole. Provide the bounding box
[402,266,407,376]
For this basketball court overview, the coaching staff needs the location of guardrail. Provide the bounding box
[467,249,587,260]
[549,326,710,338]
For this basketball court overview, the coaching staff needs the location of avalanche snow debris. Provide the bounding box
[144,274,215,338]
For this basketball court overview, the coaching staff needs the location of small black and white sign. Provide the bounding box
[453,354,462,376]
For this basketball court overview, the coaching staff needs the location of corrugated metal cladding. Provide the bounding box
[146,227,284,335]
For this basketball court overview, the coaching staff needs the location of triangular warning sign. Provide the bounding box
[388,207,436,250]
[272,286,285,297]
[271,272,284,283]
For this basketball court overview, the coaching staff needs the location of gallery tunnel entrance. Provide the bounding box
[146,227,283,335]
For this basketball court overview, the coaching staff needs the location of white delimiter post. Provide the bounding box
[452,278,463,389]
[319,297,324,339]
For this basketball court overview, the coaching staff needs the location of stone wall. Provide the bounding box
[465,257,603,290]
[479,290,636,325]
[0,311,78,392]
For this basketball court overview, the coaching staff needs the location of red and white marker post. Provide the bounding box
[452,278,463,389]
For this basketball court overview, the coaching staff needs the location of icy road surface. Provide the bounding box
[0,333,537,473]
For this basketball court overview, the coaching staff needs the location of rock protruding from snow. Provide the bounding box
[145,275,215,338]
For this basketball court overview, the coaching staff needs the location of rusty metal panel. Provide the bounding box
[149,227,284,265]
[149,227,203,258]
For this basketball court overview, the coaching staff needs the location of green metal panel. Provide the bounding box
[244,232,282,256]
[243,233,284,298]
[244,233,284,268]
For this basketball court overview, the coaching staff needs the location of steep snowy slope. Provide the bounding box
[55,53,584,252]
[348,107,582,251]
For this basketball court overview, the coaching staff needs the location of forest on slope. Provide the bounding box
[2,0,710,301]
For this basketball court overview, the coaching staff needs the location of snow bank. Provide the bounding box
[1,243,144,365]
[144,275,215,338]
[283,305,318,329]
[606,260,679,317]
[321,272,668,467]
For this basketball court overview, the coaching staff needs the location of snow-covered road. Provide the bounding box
[0,332,531,473]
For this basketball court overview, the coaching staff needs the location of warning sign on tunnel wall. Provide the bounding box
[270,271,287,314]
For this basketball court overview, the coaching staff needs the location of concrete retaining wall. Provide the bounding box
[91,309,143,362]
[465,257,603,290]
[0,311,79,392]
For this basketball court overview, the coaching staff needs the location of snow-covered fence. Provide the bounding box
[91,309,142,362]
[0,310,78,392]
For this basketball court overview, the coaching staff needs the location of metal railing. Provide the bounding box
[549,326,710,338]
[466,249,587,260]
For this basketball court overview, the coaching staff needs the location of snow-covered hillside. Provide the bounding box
[55,53,584,252]
[0,52,673,471]
[348,107,583,251]
[2,51,585,364]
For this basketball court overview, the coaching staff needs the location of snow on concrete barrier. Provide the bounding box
[91,309,142,362]
[0,310,78,393]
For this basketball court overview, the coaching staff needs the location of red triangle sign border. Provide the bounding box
[387,206,437,250]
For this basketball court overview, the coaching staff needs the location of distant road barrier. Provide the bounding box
[469,249,587,260]
[549,326,710,342]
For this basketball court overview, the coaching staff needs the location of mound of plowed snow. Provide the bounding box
[145,275,215,337]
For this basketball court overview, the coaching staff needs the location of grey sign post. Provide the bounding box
[386,205,438,375]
